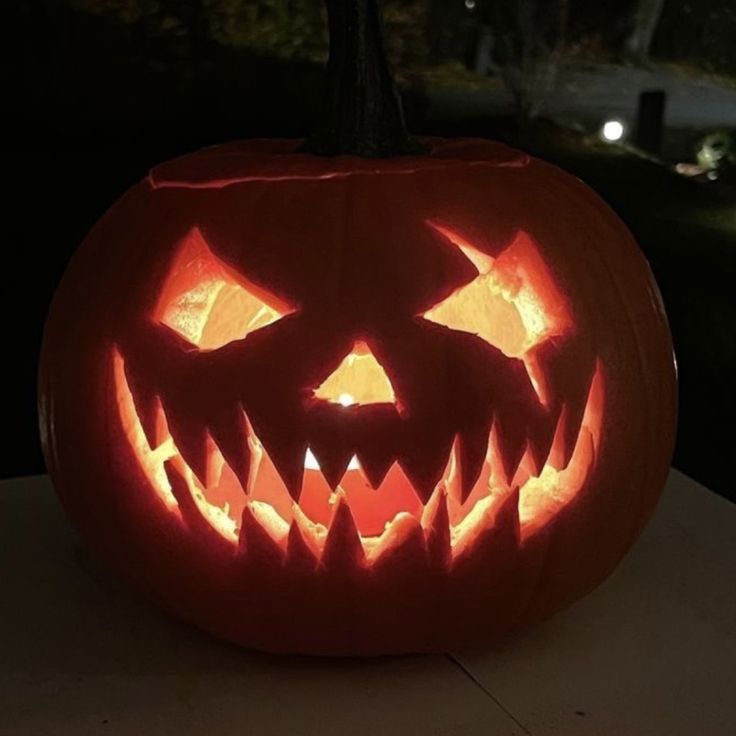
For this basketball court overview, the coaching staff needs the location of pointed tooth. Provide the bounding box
[163,459,211,536]
[162,400,209,486]
[488,424,508,489]
[478,487,522,566]
[453,487,520,569]
[352,408,401,488]
[123,360,160,449]
[304,410,356,490]
[164,459,193,510]
[291,504,327,558]
[254,426,306,502]
[458,424,490,503]
[399,433,454,504]
[530,338,583,407]
[495,486,521,541]
[441,438,462,505]
[511,443,535,488]
[493,412,527,486]
[205,433,225,489]
[547,404,569,470]
[526,404,562,476]
[558,375,595,469]
[308,441,354,491]
[239,503,284,565]
[285,522,319,574]
[120,320,190,446]
[208,404,250,491]
[530,340,596,469]
[355,446,395,489]
[321,496,365,572]
[399,461,436,504]
[422,489,451,569]
[164,458,239,549]
[371,514,426,570]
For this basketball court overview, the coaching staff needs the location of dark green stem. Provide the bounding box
[301,0,422,157]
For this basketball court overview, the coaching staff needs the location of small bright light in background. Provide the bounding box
[465,0,476,10]
[601,119,625,143]
[338,393,355,407]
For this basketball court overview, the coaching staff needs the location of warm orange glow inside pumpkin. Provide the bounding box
[154,228,295,349]
[313,342,396,406]
[113,224,603,564]
[423,223,570,358]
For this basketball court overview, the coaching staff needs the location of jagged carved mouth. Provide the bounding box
[112,224,604,565]
[114,352,602,562]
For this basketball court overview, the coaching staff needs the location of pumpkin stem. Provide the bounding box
[301,0,423,157]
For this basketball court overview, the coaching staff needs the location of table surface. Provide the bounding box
[1,470,734,736]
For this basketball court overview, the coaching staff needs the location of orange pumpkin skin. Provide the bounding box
[40,138,676,655]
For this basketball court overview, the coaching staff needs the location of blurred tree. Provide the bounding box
[566,0,638,57]
[624,0,666,62]
[68,0,427,72]
[207,0,428,75]
[485,0,570,120]
[425,0,474,65]
[382,1,429,80]
[205,0,327,62]
[70,0,158,25]
[70,0,211,60]
[655,1,736,75]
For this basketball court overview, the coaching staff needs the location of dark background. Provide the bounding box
[3,0,735,499]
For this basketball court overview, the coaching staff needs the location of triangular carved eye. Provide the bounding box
[422,224,568,357]
[154,228,296,350]
[314,341,396,406]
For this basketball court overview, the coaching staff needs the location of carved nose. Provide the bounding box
[313,341,396,406]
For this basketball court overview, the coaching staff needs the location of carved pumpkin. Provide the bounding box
[39,137,676,654]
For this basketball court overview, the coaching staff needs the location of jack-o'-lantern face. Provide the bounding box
[116,203,603,560]
[41,139,675,655]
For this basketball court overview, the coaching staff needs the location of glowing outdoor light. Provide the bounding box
[601,119,626,143]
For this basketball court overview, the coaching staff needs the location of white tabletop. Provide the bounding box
[1,470,734,735]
